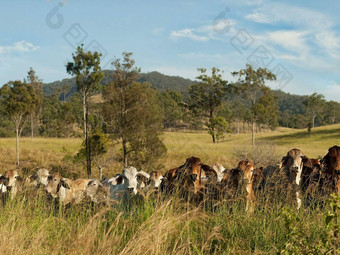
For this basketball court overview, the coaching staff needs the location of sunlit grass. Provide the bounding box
[0,125,339,254]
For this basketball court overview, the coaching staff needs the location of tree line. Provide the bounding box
[1,46,339,177]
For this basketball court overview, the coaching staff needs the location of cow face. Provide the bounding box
[180,157,203,193]
[323,146,340,174]
[238,160,255,184]
[4,170,23,187]
[121,167,149,195]
[37,168,50,186]
[212,164,226,182]
[45,173,63,197]
[0,175,9,193]
[148,171,163,190]
[280,149,308,185]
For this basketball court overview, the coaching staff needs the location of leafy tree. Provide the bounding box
[102,52,166,169]
[302,93,325,128]
[26,67,43,139]
[231,101,247,134]
[0,81,39,165]
[208,116,231,142]
[75,131,109,179]
[158,90,184,128]
[232,64,277,147]
[188,67,230,143]
[324,101,340,125]
[66,44,104,178]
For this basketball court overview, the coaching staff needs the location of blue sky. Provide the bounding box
[0,0,339,101]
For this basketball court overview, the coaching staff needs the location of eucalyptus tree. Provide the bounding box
[188,67,230,143]
[232,64,277,147]
[303,93,326,128]
[27,67,43,139]
[0,81,39,165]
[66,44,104,178]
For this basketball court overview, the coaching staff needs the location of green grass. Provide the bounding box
[0,125,339,254]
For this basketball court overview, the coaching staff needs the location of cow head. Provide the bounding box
[212,164,226,182]
[4,170,23,187]
[237,160,255,184]
[85,179,108,203]
[45,173,63,197]
[179,156,203,192]
[280,149,309,186]
[322,146,340,175]
[37,168,50,187]
[0,175,9,193]
[148,171,163,190]
[121,166,150,195]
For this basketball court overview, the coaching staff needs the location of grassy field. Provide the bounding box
[0,125,339,254]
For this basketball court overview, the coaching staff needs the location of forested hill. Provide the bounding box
[43,70,310,117]
[43,71,194,97]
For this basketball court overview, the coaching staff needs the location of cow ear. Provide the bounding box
[59,180,70,189]
[16,176,24,183]
[280,156,288,169]
[116,175,123,185]
[201,164,218,178]
[136,171,150,184]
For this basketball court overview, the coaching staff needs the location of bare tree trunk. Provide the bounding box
[83,92,87,138]
[99,166,103,180]
[237,119,240,135]
[123,139,128,168]
[312,115,316,128]
[31,114,34,140]
[252,121,255,147]
[16,127,19,165]
[85,103,91,179]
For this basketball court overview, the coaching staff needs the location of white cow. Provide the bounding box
[104,166,150,201]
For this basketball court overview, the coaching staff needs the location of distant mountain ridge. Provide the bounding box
[42,70,307,119]
[42,71,194,98]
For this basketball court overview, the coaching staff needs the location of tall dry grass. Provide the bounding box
[0,125,339,254]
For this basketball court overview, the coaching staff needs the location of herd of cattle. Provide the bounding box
[0,145,339,212]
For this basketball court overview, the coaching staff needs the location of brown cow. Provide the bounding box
[222,160,255,213]
[321,145,340,195]
[161,156,217,202]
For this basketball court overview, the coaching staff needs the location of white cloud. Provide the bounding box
[0,40,39,54]
[315,31,340,59]
[266,30,309,53]
[245,12,271,24]
[170,28,209,42]
[245,3,333,30]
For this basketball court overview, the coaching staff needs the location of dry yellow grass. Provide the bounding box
[0,124,338,177]
[0,125,339,254]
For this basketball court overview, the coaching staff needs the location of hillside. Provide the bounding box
[43,70,312,119]
[43,70,194,98]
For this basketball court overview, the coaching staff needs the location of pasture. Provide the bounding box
[0,125,339,254]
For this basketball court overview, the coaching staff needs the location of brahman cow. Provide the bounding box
[45,173,91,205]
[147,171,163,190]
[161,156,217,203]
[101,167,150,201]
[221,160,256,213]
[279,149,310,209]
[321,145,340,195]
[25,168,50,187]
[85,179,110,205]
[4,170,23,200]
